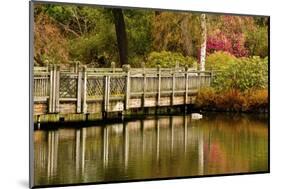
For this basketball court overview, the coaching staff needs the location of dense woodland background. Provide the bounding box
[34,3,269,112]
[34,4,268,67]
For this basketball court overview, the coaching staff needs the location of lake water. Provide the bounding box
[33,113,268,186]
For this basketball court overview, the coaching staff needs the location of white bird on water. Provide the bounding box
[191,113,203,120]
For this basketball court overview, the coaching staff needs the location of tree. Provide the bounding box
[34,13,69,65]
[200,14,207,71]
[112,9,128,65]
[152,12,201,58]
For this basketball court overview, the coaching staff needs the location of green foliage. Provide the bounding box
[146,51,196,68]
[152,12,201,57]
[36,4,103,36]
[212,56,268,91]
[125,10,153,58]
[206,51,237,70]
[68,18,118,66]
[245,26,268,57]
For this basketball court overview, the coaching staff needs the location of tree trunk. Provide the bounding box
[112,9,128,66]
[200,14,207,71]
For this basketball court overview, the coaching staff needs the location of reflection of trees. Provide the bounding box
[34,113,268,185]
[200,113,268,174]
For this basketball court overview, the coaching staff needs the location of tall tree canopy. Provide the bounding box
[34,3,268,68]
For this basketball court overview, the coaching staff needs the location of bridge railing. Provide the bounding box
[33,65,213,115]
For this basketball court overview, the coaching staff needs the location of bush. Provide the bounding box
[68,22,118,66]
[210,55,268,91]
[206,51,237,70]
[196,87,268,112]
[207,32,248,57]
[34,13,69,65]
[246,89,268,111]
[245,26,268,57]
[195,87,217,109]
[146,51,196,68]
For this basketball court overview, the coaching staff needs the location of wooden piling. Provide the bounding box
[157,65,161,106]
[171,67,176,106]
[103,76,108,113]
[77,70,82,113]
[142,68,146,107]
[48,65,53,113]
[82,66,87,113]
[124,65,131,110]
[52,65,57,113]
[185,66,189,104]
[111,62,116,73]
[55,65,60,113]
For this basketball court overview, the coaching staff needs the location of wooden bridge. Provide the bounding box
[33,64,212,122]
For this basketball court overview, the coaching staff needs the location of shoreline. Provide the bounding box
[33,106,268,130]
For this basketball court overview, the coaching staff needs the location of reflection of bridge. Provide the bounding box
[33,115,205,185]
[33,64,212,122]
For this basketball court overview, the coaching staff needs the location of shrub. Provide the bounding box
[207,31,248,57]
[34,13,69,65]
[146,51,196,68]
[206,51,237,70]
[245,26,268,57]
[246,89,268,111]
[211,55,268,91]
[196,87,268,112]
[195,87,217,109]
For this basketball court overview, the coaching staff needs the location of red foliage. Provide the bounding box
[207,31,248,57]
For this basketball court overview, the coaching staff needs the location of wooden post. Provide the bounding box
[210,70,213,86]
[142,65,146,107]
[103,76,108,113]
[75,61,80,73]
[44,60,49,72]
[55,65,60,113]
[123,65,131,110]
[107,76,111,112]
[48,64,53,113]
[199,72,202,89]
[185,66,189,104]
[111,62,116,73]
[175,61,179,71]
[77,69,82,113]
[52,65,57,113]
[157,65,161,106]
[172,67,176,106]
[82,66,87,113]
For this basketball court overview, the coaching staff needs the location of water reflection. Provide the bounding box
[34,113,268,186]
